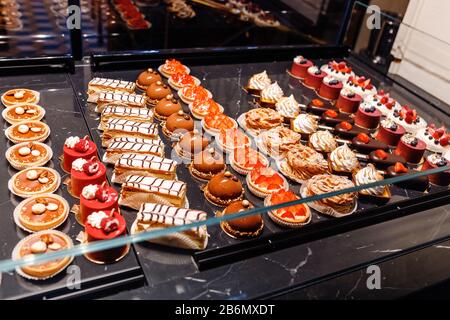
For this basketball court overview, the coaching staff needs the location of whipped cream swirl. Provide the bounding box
[275,94,300,118]
[72,158,87,171]
[309,130,338,152]
[82,184,98,200]
[260,82,284,102]
[65,136,80,149]
[354,164,384,196]
[87,211,109,229]
[248,70,271,90]
[329,144,359,172]
[293,114,318,134]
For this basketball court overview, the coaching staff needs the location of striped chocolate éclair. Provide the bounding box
[137,203,206,230]
[88,78,135,93]
[97,91,146,108]
[123,175,186,198]
[103,118,159,137]
[116,153,176,174]
[101,106,154,121]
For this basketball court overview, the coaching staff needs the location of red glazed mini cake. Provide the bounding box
[355,103,381,129]
[376,119,406,147]
[303,66,327,90]
[336,88,362,114]
[394,134,426,164]
[290,55,313,79]
[70,157,107,198]
[80,183,119,225]
[318,76,343,100]
[85,209,128,263]
[421,154,450,186]
[63,136,97,173]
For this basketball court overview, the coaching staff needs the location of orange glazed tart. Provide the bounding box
[217,128,251,153]
[202,112,238,136]
[178,85,212,104]
[2,88,40,107]
[230,146,269,175]
[12,230,73,280]
[9,167,60,198]
[2,104,45,124]
[158,59,190,78]
[189,97,223,120]
[246,164,288,198]
[6,142,53,170]
[14,194,69,232]
[265,190,311,228]
[5,120,50,144]
[168,72,200,90]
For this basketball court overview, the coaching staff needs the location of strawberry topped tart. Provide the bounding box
[168,72,200,90]
[416,124,450,154]
[246,164,288,198]
[158,59,190,78]
[320,61,355,83]
[364,90,401,116]
[63,135,98,173]
[387,105,427,134]
[343,76,377,99]
[70,157,107,198]
[178,85,211,104]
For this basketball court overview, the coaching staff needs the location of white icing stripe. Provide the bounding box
[98,91,146,106]
[109,137,163,145]
[102,106,153,118]
[89,78,135,91]
[105,119,158,136]
[124,175,186,197]
[137,203,206,230]
[117,154,176,172]
[107,141,164,154]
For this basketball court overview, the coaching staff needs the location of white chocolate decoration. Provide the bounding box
[48,243,62,250]
[26,109,37,114]
[31,203,47,215]
[18,147,31,156]
[26,170,39,180]
[38,177,49,184]
[30,127,42,133]
[15,107,25,115]
[46,203,59,211]
[31,241,47,254]
[14,91,25,99]
[31,149,41,157]
[18,124,30,134]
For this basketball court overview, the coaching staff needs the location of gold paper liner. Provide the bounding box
[59,154,71,174]
[79,232,130,265]
[63,177,80,199]
[70,204,84,226]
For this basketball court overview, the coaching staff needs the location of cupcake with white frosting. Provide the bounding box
[245,70,272,95]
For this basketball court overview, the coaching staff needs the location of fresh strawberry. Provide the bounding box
[339,121,353,130]
[386,102,394,110]
[74,137,90,153]
[281,211,295,220]
[358,76,365,83]
[440,135,449,147]
[357,133,370,144]
[338,62,346,70]
[380,96,389,104]
[378,90,385,95]
[267,183,280,191]
[394,162,408,173]
[325,110,338,118]
[375,149,388,159]
[404,115,414,124]
[435,127,445,138]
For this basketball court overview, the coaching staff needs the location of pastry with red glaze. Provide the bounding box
[217,128,251,153]
[247,164,288,198]
[203,112,237,136]
[318,76,343,100]
[189,98,223,119]
[266,190,311,228]
[336,88,362,114]
[158,59,189,78]
[421,154,450,186]
[303,66,327,90]
[80,183,119,225]
[355,103,381,129]
[70,157,107,198]
[416,124,450,154]
[230,146,269,175]
[63,135,98,173]
[179,85,211,104]
[394,134,426,164]
[290,56,313,79]
[343,76,377,99]
[168,72,200,90]
[375,119,406,147]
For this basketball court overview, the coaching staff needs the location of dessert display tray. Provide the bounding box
[0,73,144,299]
[73,51,449,274]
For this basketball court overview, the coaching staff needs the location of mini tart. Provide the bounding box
[189,98,224,120]
[217,128,251,153]
[6,120,50,144]
[2,104,45,124]
[174,130,209,160]
[12,230,73,280]
[14,194,69,232]
[162,110,195,139]
[240,108,283,136]
[154,94,182,121]
[219,200,264,239]
[136,68,162,91]
[204,171,245,207]
[246,165,289,198]
[2,89,40,107]
[190,148,226,181]
[230,147,269,175]
[265,190,311,228]
[10,167,60,198]
[202,112,238,136]
[178,85,212,104]
[6,142,53,170]
[158,59,190,78]
[168,72,200,91]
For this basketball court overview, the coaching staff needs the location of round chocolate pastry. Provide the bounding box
[163,110,195,138]
[191,148,225,180]
[220,200,263,239]
[146,81,172,105]
[204,171,245,207]
[154,94,182,120]
[137,68,162,90]
[175,129,209,160]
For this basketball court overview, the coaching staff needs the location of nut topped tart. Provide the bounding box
[102,118,159,147]
[132,203,208,250]
[179,85,212,104]
[119,175,187,210]
[158,59,190,78]
[230,146,269,175]
[301,174,357,217]
[10,167,60,198]
[12,230,73,279]
[70,157,107,198]
[2,89,40,107]
[103,137,165,164]
[2,104,45,124]
[79,184,119,224]
[6,120,50,144]
[63,135,98,173]
[6,142,53,170]
[14,194,69,232]
[219,200,264,239]
[99,106,154,129]
[247,164,289,198]
[217,128,251,153]
[241,108,283,136]
[112,153,177,183]
[204,171,245,207]
[265,190,311,228]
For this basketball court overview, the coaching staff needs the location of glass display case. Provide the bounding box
[0,1,448,300]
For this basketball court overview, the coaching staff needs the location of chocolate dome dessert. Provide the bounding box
[163,110,195,138]
[191,148,225,180]
[175,129,209,160]
[146,81,172,106]
[204,171,245,206]
[221,200,263,239]
[137,68,162,90]
[154,94,182,120]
